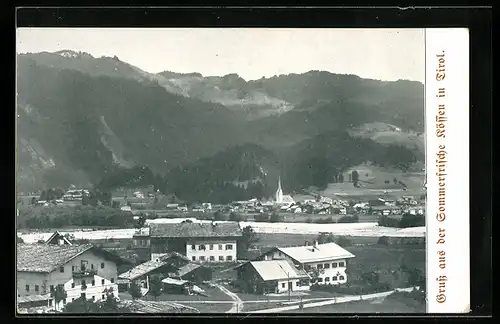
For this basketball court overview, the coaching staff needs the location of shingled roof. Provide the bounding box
[17,243,94,273]
[149,222,242,238]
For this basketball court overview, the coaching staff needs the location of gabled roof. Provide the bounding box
[176,263,203,278]
[245,260,310,281]
[149,222,242,238]
[17,243,94,273]
[118,252,191,280]
[45,231,73,245]
[276,242,355,264]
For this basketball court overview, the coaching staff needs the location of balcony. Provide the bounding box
[72,268,97,278]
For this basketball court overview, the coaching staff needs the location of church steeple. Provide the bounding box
[275,176,283,204]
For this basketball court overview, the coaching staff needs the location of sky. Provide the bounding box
[17,28,425,83]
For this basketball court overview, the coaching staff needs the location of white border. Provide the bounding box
[425,28,470,313]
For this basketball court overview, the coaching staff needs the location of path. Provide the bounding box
[246,287,417,313]
[214,284,244,313]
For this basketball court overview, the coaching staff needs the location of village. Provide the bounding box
[17,177,426,314]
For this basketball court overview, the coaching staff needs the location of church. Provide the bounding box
[275,176,295,206]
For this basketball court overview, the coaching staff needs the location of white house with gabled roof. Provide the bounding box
[254,241,355,286]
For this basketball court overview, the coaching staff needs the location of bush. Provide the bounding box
[254,213,270,222]
[399,213,425,228]
[338,215,359,223]
[269,212,284,223]
[314,217,334,224]
[229,212,244,222]
[335,236,353,247]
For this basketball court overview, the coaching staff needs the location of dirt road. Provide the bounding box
[214,284,244,313]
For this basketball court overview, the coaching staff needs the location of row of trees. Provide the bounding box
[17,206,135,229]
[378,213,425,228]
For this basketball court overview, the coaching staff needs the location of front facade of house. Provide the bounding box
[149,222,242,263]
[17,244,122,309]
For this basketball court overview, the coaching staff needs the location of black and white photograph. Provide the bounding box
[16,27,429,314]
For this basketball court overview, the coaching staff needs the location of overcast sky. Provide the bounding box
[17,28,424,83]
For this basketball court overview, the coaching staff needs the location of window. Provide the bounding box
[296,281,300,286]
[339,275,345,280]
[101,262,105,269]
[35,285,39,292]
[25,285,29,292]
[226,256,233,261]
[278,252,282,256]
[72,265,75,271]
[199,256,205,261]
[102,295,105,300]
[219,256,224,261]
[92,296,95,301]
[71,282,75,288]
[111,278,115,283]
[325,277,330,282]
[318,278,323,282]
[210,256,215,261]
[332,262,338,268]
[101,279,105,285]
[63,299,66,305]
[218,244,223,250]
[192,256,196,261]
[49,299,53,306]
[282,283,285,288]
[59,266,65,273]
[92,280,95,286]
[317,264,323,269]
[50,285,54,292]
[199,244,206,251]
[225,244,233,250]
[332,276,338,281]
[339,262,345,267]
[210,244,214,250]
[192,245,196,250]
[81,293,86,299]
[324,263,330,269]
[91,264,94,270]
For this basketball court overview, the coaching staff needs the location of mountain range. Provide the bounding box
[16,50,424,199]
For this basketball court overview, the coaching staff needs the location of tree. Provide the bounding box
[40,190,47,201]
[64,296,100,313]
[351,170,359,186]
[129,282,142,299]
[51,284,67,311]
[99,287,121,313]
[377,236,390,245]
[17,236,24,243]
[213,211,225,221]
[317,233,335,244]
[240,226,259,252]
[269,212,284,223]
[112,201,120,208]
[229,212,243,222]
[31,197,37,205]
[135,216,146,229]
[149,276,163,301]
[335,236,352,247]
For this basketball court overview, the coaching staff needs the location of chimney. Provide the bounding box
[313,241,319,248]
[304,241,310,246]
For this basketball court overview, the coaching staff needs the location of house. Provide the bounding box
[17,243,130,309]
[117,252,211,294]
[45,231,73,246]
[236,260,311,294]
[121,206,132,212]
[254,241,355,286]
[132,228,151,249]
[149,222,242,263]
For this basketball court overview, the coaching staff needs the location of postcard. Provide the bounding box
[16,27,469,315]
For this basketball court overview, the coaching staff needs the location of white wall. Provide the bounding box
[185,240,238,262]
[276,279,310,293]
[17,250,119,308]
[305,259,349,285]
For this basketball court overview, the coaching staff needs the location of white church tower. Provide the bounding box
[275,176,283,204]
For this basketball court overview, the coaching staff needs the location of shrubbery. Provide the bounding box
[378,213,425,228]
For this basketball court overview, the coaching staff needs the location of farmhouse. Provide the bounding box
[117,253,211,294]
[254,241,355,286]
[17,243,130,309]
[236,260,310,294]
[149,222,242,263]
